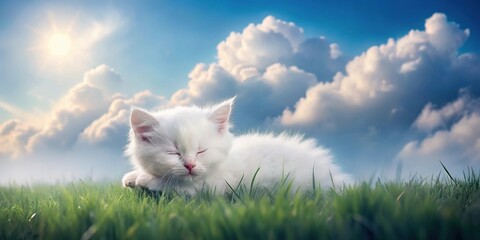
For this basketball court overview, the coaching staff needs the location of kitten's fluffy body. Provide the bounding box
[122,98,351,195]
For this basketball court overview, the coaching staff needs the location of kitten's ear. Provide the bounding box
[130,108,158,143]
[208,97,235,134]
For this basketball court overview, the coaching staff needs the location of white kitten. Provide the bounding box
[122,98,351,195]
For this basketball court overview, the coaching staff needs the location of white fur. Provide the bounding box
[123,98,351,195]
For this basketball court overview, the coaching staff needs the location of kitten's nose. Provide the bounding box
[184,162,196,173]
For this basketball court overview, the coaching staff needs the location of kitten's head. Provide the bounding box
[126,98,235,183]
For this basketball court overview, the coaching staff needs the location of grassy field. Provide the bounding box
[1,170,480,240]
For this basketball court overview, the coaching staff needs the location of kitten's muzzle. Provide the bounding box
[184,162,196,174]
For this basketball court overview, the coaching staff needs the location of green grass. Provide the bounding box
[1,171,480,240]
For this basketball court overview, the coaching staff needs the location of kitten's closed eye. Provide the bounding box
[166,152,181,156]
[166,149,207,156]
[197,149,207,155]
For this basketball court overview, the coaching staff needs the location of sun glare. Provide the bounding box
[47,33,71,57]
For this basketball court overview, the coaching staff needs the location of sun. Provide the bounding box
[47,33,71,57]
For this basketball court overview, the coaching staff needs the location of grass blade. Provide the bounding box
[440,161,457,184]
[225,180,242,202]
[329,170,336,191]
[249,167,261,198]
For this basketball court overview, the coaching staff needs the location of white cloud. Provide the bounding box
[329,43,342,59]
[169,62,317,129]
[0,119,36,158]
[168,16,342,129]
[258,16,305,50]
[413,91,475,132]
[279,13,472,130]
[26,82,108,152]
[424,13,470,53]
[218,26,291,73]
[0,63,165,159]
[217,16,342,81]
[217,16,298,74]
[0,64,156,184]
[0,64,123,155]
[270,13,480,178]
[80,91,165,146]
[395,98,480,177]
[170,63,237,106]
[83,64,123,96]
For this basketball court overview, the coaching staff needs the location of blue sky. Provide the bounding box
[1,0,480,183]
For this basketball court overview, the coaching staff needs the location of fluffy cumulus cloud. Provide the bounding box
[217,16,346,81]
[80,90,165,147]
[413,91,473,132]
[83,64,123,96]
[0,64,158,157]
[0,64,165,184]
[170,15,343,129]
[0,69,112,157]
[0,119,36,158]
[217,16,303,72]
[275,13,479,176]
[280,13,471,128]
[24,65,126,153]
[393,92,480,176]
[26,82,108,152]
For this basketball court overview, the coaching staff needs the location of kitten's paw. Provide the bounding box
[132,173,198,196]
[122,170,141,188]
[135,173,163,191]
